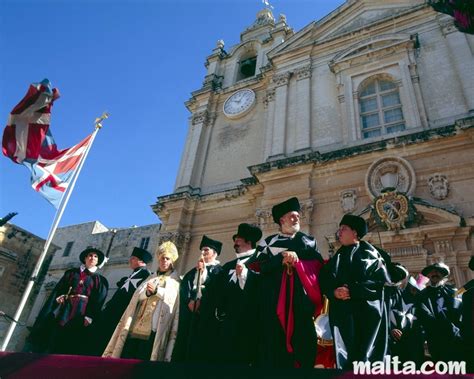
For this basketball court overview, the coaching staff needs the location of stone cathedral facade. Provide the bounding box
[153,0,474,287]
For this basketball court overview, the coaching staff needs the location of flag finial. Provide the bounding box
[262,0,273,10]
[94,112,109,129]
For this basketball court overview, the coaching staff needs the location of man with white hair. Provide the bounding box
[416,262,463,361]
[246,197,324,368]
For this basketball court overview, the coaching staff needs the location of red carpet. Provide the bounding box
[0,353,471,379]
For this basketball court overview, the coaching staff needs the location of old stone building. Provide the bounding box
[0,222,59,351]
[153,0,473,286]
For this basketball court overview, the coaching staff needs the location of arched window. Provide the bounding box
[359,77,405,139]
[236,51,257,82]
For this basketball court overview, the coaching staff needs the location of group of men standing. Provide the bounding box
[26,196,473,370]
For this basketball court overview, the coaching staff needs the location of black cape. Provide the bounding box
[461,279,474,371]
[416,284,463,361]
[247,231,323,368]
[90,266,151,355]
[26,267,108,355]
[388,286,424,366]
[172,262,223,362]
[214,252,259,365]
[320,241,390,369]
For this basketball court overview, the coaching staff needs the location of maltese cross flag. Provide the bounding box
[2,79,92,208]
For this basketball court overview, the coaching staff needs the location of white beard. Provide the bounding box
[281,222,300,235]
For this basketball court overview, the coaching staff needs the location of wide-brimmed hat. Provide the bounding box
[232,223,262,243]
[131,247,153,264]
[156,241,179,263]
[389,263,409,283]
[272,197,301,224]
[421,262,450,278]
[200,235,222,255]
[79,248,105,266]
[339,214,368,239]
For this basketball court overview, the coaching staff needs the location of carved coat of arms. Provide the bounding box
[374,191,410,230]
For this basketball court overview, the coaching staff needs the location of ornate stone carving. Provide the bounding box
[299,199,314,226]
[340,190,357,213]
[192,110,209,126]
[374,190,411,231]
[255,208,272,229]
[271,72,291,87]
[158,231,191,255]
[365,156,416,199]
[295,65,312,81]
[202,74,223,91]
[263,88,275,108]
[428,173,449,200]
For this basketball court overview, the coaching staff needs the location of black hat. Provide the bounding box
[421,262,450,278]
[469,256,474,271]
[389,263,409,283]
[339,214,368,239]
[79,248,105,266]
[272,197,301,224]
[232,223,262,243]
[131,247,153,264]
[200,235,223,255]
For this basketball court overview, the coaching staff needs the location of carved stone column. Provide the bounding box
[269,72,291,159]
[295,65,312,153]
[263,89,276,161]
[442,21,474,112]
[175,110,211,190]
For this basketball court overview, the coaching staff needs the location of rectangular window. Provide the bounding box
[363,129,382,139]
[360,97,378,113]
[139,237,150,250]
[386,123,406,134]
[361,113,380,129]
[381,92,400,107]
[384,108,403,123]
[62,241,74,257]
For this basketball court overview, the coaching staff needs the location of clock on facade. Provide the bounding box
[223,89,256,119]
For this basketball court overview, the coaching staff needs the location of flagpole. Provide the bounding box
[0,113,108,352]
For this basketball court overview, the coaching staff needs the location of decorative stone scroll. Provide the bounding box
[365,156,416,199]
[428,173,449,200]
[340,189,357,214]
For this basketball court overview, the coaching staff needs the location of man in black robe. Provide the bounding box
[26,248,109,355]
[247,197,324,368]
[172,235,223,362]
[215,223,262,365]
[320,214,390,370]
[91,247,152,355]
[388,264,425,366]
[416,262,463,362]
[459,256,474,371]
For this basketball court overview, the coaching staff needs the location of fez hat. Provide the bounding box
[469,256,474,271]
[131,247,153,264]
[232,223,262,243]
[79,247,105,266]
[272,197,301,224]
[156,241,179,263]
[421,262,450,278]
[389,262,409,283]
[339,214,368,238]
[200,235,223,255]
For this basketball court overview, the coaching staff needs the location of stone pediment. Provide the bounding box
[268,0,425,59]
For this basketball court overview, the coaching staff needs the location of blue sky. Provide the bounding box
[0,0,345,239]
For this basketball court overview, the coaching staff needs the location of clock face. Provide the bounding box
[223,89,256,119]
